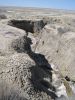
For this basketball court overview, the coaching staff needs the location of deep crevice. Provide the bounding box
[8,19,57,99]
[8,19,46,33]
[12,35,57,99]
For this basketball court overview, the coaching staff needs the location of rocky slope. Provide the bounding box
[0,7,75,100]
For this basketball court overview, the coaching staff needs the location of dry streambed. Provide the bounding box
[0,8,75,100]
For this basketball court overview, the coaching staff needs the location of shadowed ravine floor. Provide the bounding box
[0,7,75,100]
[12,34,57,99]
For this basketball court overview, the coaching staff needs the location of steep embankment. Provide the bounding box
[0,7,75,100]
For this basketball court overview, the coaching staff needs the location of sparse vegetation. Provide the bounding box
[0,7,75,100]
[0,14,7,19]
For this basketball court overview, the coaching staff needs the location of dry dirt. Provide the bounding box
[0,7,75,100]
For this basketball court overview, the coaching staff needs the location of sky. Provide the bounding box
[0,0,75,10]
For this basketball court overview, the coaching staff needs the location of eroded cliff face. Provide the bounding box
[0,7,75,100]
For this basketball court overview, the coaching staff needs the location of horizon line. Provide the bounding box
[0,5,75,12]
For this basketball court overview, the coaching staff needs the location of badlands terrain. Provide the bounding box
[0,7,75,100]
